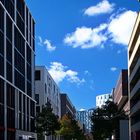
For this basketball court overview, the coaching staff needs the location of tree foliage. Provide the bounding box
[36,102,60,139]
[91,101,127,140]
[57,114,87,140]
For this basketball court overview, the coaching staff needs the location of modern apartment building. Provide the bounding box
[76,108,94,132]
[96,93,112,108]
[0,0,36,140]
[128,12,140,140]
[60,93,76,118]
[35,66,61,118]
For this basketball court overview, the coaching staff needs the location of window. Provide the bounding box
[45,83,47,94]
[0,5,4,32]
[23,95,25,113]
[0,0,4,5]
[0,78,4,104]
[6,39,12,64]
[15,69,25,92]
[7,108,15,129]
[33,38,35,51]
[35,94,39,104]
[0,104,4,127]
[26,7,28,28]
[0,55,4,77]
[0,32,4,56]
[30,100,35,117]
[27,98,29,115]
[27,81,32,97]
[16,0,25,20]
[29,14,32,33]
[6,14,12,42]
[27,63,31,82]
[18,92,22,130]
[23,114,26,130]
[26,27,28,42]
[27,116,29,131]
[16,12,25,35]
[36,106,40,114]
[6,83,15,108]
[30,118,35,132]
[14,26,25,57]
[26,44,31,64]
[32,20,35,38]
[19,112,22,129]
[5,0,15,20]
[6,62,12,83]
[14,49,25,75]
[35,70,41,80]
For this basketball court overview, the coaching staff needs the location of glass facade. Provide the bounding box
[0,0,36,139]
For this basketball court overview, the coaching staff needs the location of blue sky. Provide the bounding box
[26,0,139,110]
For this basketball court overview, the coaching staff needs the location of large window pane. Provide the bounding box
[0,32,4,56]
[6,39,12,64]
[6,14,12,42]
[0,5,4,32]
[6,62,12,83]
[0,55,4,77]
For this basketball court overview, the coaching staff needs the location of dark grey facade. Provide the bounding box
[60,93,76,118]
[0,0,36,139]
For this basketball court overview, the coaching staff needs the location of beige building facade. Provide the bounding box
[128,12,140,140]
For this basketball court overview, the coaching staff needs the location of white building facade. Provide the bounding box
[96,93,112,108]
[35,66,61,140]
[35,66,61,118]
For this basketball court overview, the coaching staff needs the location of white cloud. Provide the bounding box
[38,36,56,52]
[64,10,137,49]
[84,0,114,16]
[110,67,117,72]
[108,10,137,45]
[79,108,86,111]
[64,24,108,49]
[48,62,85,85]
[44,39,56,52]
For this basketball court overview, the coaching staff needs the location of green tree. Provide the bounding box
[91,101,127,140]
[36,101,60,140]
[57,114,87,140]
[57,114,73,140]
[71,118,87,140]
